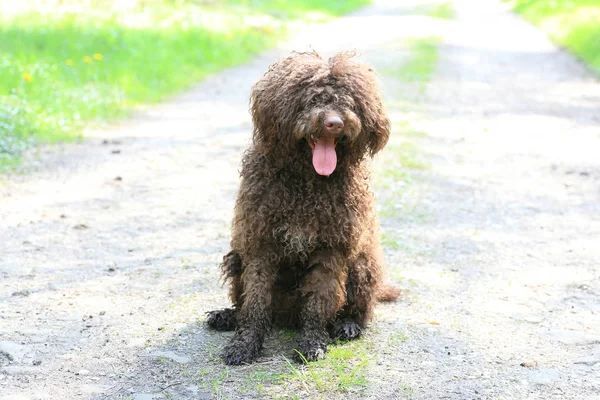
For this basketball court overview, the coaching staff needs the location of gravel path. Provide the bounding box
[1,1,599,399]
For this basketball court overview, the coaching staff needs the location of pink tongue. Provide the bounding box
[312,136,337,176]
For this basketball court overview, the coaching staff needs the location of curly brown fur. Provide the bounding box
[206,51,398,365]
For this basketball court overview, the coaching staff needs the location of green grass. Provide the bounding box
[397,37,443,83]
[388,330,409,346]
[195,337,373,398]
[375,121,430,193]
[281,341,371,394]
[381,232,406,251]
[0,0,369,169]
[423,2,455,19]
[229,0,370,18]
[507,0,600,74]
[375,31,443,227]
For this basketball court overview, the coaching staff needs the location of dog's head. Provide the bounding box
[250,51,390,176]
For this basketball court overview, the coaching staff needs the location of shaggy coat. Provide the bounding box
[207,51,397,365]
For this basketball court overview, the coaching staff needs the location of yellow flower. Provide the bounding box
[93,53,103,61]
[65,59,74,66]
[22,73,33,83]
[83,56,92,63]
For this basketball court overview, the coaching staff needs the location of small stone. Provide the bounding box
[574,355,600,366]
[132,394,155,400]
[528,368,560,385]
[2,366,39,375]
[11,290,31,297]
[520,361,538,368]
[99,311,106,316]
[521,315,543,324]
[32,360,42,366]
[0,341,29,363]
[549,330,600,345]
[150,350,190,364]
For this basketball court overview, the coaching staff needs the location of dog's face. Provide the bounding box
[250,51,390,176]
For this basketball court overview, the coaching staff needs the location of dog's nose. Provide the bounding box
[324,116,344,134]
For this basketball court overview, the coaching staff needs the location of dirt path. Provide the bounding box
[1,0,599,399]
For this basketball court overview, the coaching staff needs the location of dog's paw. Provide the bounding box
[294,344,327,363]
[206,308,237,331]
[331,319,362,341]
[294,333,328,363]
[223,344,260,365]
[222,333,262,365]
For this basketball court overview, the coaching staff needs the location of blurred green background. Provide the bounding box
[0,0,369,167]
[2,0,599,169]
[507,0,600,73]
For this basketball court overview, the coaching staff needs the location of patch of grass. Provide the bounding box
[156,356,171,365]
[279,329,296,340]
[229,0,371,18]
[396,37,442,83]
[0,0,370,169]
[392,120,427,138]
[181,264,191,270]
[242,367,283,393]
[374,137,430,221]
[375,139,429,191]
[425,2,455,19]
[379,200,430,222]
[374,120,429,191]
[388,330,409,346]
[381,232,405,250]
[392,142,431,170]
[506,0,600,74]
[375,37,442,223]
[210,367,230,397]
[280,340,371,394]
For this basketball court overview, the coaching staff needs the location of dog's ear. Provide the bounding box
[367,114,390,156]
[249,83,278,153]
[332,55,390,157]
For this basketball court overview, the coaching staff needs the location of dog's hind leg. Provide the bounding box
[206,251,243,332]
[294,251,347,363]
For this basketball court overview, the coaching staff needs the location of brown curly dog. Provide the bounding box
[206,51,399,365]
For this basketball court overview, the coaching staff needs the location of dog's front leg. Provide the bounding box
[223,256,277,365]
[295,252,347,362]
[331,252,382,341]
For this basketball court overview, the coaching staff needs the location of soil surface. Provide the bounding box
[1,0,599,399]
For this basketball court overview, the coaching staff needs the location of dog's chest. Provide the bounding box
[267,177,358,253]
